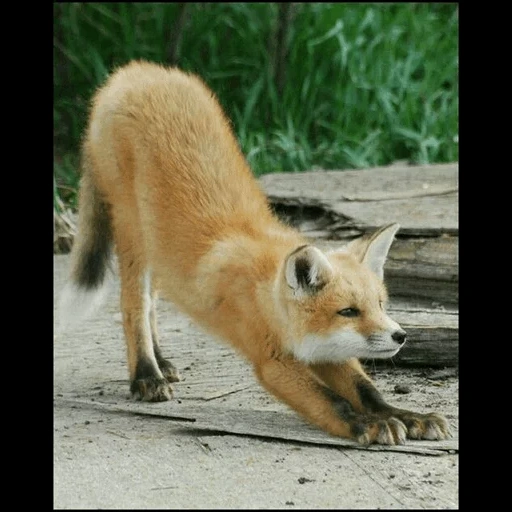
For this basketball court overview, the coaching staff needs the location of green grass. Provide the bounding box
[54,3,458,208]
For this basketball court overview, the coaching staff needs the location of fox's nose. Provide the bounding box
[391,329,407,345]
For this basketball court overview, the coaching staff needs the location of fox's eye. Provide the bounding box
[338,307,360,318]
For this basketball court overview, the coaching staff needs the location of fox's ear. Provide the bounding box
[346,223,400,280]
[285,245,333,295]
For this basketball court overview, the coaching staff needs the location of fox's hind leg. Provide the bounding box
[115,220,173,402]
[149,288,181,383]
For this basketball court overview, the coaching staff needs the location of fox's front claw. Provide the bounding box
[397,412,452,440]
[352,417,407,446]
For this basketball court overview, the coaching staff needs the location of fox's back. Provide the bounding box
[84,61,275,277]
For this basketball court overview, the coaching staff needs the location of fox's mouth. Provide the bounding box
[368,347,401,358]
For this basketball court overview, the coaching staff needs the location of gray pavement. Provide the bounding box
[54,254,458,509]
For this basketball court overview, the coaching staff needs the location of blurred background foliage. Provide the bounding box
[54,2,458,209]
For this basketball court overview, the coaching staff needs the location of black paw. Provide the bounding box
[158,358,181,383]
[130,376,173,402]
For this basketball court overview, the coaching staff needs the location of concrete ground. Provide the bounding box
[53,254,458,509]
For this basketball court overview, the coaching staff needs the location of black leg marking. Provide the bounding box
[321,386,358,420]
[153,344,181,383]
[149,292,181,383]
[320,383,406,445]
[356,379,391,413]
[132,356,159,382]
[130,356,172,402]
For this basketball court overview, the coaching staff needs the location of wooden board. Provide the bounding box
[58,398,458,456]
[387,306,458,367]
[259,163,458,237]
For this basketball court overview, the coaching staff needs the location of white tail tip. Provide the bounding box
[56,281,110,333]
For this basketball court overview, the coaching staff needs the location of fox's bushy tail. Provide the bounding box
[57,152,113,330]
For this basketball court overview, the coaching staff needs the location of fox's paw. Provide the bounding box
[130,377,173,402]
[158,358,181,383]
[396,412,452,440]
[352,417,407,446]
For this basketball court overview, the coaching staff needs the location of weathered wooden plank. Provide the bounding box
[58,398,458,456]
[381,306,458,367]
[386,306,458,367]
[259,163,458,236]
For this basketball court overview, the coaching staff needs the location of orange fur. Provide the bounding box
[60,60,451,444]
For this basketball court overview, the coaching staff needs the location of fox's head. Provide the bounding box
[276,223,406,363]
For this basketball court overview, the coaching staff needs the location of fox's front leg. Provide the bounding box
[310,359,451,441]
[254,357,408,445]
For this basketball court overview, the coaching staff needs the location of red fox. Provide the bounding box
[58,60,451,445]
